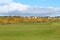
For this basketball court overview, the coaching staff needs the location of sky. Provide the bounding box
[14,0,60,7]
[0,0,60,16]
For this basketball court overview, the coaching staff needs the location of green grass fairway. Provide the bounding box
[0,23,60,40]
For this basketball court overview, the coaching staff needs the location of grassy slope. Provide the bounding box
[0,23,60,40]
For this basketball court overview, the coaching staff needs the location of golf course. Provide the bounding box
[0,22,60,40]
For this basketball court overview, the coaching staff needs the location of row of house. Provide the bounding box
[0,16,60,19]
[25,16,60,19]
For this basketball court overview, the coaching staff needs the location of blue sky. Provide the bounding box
[0,0,60,16]
[14,0,60,7]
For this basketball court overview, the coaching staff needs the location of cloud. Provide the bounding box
[8,3,31,12]
[0,0,13,5]
[0,2,31,13]
[0,5,8,13]
[0,0,60,16]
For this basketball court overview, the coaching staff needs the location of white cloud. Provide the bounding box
[0,0,60,16]
[0,0,13,3]
[0,2,31,13]
[0,0,13,5]
[0,5,8,13]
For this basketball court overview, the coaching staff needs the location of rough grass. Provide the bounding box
[0,22,60,40]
